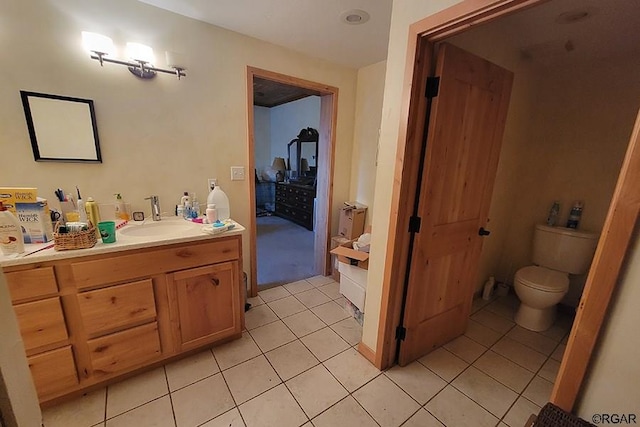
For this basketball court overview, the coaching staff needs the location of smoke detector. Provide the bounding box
[340,9,370,25]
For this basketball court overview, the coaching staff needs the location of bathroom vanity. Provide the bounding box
[0,219,244,406]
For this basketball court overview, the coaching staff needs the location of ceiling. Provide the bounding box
[137,0,640,107]
[136,0,393,69]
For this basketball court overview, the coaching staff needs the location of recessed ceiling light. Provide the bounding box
[340,9,370,25]
[556,9,592,24]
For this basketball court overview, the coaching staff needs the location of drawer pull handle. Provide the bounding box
[210,277,220,286]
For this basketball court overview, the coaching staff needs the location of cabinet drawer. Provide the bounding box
[14,297,68,352]
[70,238,240,290]
[88,322,161,377]
[5,267,58,303]
[28,346,78,399]
[78,279,157,337]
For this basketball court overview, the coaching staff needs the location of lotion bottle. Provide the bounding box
[85,197,101,238]
[206,204,218,224]
[0,201,25,255]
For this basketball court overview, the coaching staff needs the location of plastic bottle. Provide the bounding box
[0,201,25,255]
[114,193,130,221]
[180,192,191,219]
[85,197,101,237]
[191,193,200,219]
[206,204,218,224]
[76,187,88,223]
[207,185,230,221]
[566,201,583,229]
[546,201,560,226]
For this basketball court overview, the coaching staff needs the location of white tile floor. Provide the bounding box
[42,278,572,427]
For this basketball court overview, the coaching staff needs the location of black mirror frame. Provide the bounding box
[20,91,103,163]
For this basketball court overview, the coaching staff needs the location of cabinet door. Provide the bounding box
[28,346,78,400]
[171,261,240,351]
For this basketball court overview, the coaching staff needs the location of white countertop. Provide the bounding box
[0,217,245,268]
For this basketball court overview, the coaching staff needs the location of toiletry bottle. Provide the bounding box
[85,197,101,237]
[76,187,88,223]
[566,201,583,229]
[191,193,200,218]
[206,204,218,224]
[181,192,191,219]
[546,201,560,226]
[114,193,130,221]
[207,185,230,221]
[0,201,25,255]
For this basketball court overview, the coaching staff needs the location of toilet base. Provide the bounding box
[515,303,556,332]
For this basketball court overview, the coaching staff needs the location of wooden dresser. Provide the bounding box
[275,182,316,230]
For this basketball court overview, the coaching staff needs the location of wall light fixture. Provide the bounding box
[82,32,186,80]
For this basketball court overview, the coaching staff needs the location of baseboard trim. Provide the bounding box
[357,341,377,366]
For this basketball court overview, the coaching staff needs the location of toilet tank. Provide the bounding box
[532,224,599,274]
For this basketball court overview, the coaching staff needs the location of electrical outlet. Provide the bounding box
[207,178,217,190]
[230,166,245,181]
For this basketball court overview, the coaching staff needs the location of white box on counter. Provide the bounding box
[15,198,53,243]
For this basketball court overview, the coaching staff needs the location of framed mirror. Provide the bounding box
[20,91,102,163]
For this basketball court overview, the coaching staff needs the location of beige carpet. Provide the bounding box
[257,215,315,288]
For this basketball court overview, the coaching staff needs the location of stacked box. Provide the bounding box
[15,197,53,243]
[338,204,367,239]
[0,187,38,212]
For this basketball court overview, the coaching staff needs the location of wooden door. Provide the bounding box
[171,261,240,351]
[399,43,513,365]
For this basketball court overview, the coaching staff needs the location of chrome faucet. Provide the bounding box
[145,195,161,221]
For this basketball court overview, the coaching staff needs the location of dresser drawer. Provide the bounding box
[70,238,240,290]
[14,297,68,352]
[28,346,78,399]
[78,279,157,338]
[5,267,58,303]
[88,322,161,377]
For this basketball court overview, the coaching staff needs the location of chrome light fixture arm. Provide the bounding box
[88,52,186,80]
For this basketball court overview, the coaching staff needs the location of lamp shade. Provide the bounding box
[272,157,286,172]
[300,158,310,172]
[126,42,155,63]
[82,32,115,55]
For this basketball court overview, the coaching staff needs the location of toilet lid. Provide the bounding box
[516,266,569,292]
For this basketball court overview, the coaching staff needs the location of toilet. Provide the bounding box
[514,224,598,331]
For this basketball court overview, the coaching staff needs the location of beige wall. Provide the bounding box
[349,60,387,221]
[0,0,358,287]
[577,227,640,418]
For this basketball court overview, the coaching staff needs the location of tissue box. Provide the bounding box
[15,198,53,243]
[0,187,38,211]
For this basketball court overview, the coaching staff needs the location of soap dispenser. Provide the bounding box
[114,193,130,221]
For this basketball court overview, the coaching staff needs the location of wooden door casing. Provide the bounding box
[399,43,513,365]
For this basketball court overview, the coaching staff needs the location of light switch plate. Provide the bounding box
[207,178,217,190]
[230,166,245,181]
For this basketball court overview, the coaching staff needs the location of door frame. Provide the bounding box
[373,0,640,412]
[246,66,339,297]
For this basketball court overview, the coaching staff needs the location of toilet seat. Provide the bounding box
[516,266,569,293]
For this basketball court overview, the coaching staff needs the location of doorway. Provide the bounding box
[374,0,640,412]
[246,67,339,297]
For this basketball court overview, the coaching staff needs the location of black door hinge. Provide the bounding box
[425,76,440,98]
[395,325,406,341]
[409,216,422,233]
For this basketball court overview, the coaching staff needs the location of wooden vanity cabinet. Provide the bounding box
[2,234,243,405]
[4,267,78,402]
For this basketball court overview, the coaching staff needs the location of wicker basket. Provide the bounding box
[53,221,97,251]
[532,403,595,427]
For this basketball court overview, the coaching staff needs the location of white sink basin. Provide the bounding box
[119,221,197,238]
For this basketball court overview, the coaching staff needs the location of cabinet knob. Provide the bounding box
[210,277,220,286]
